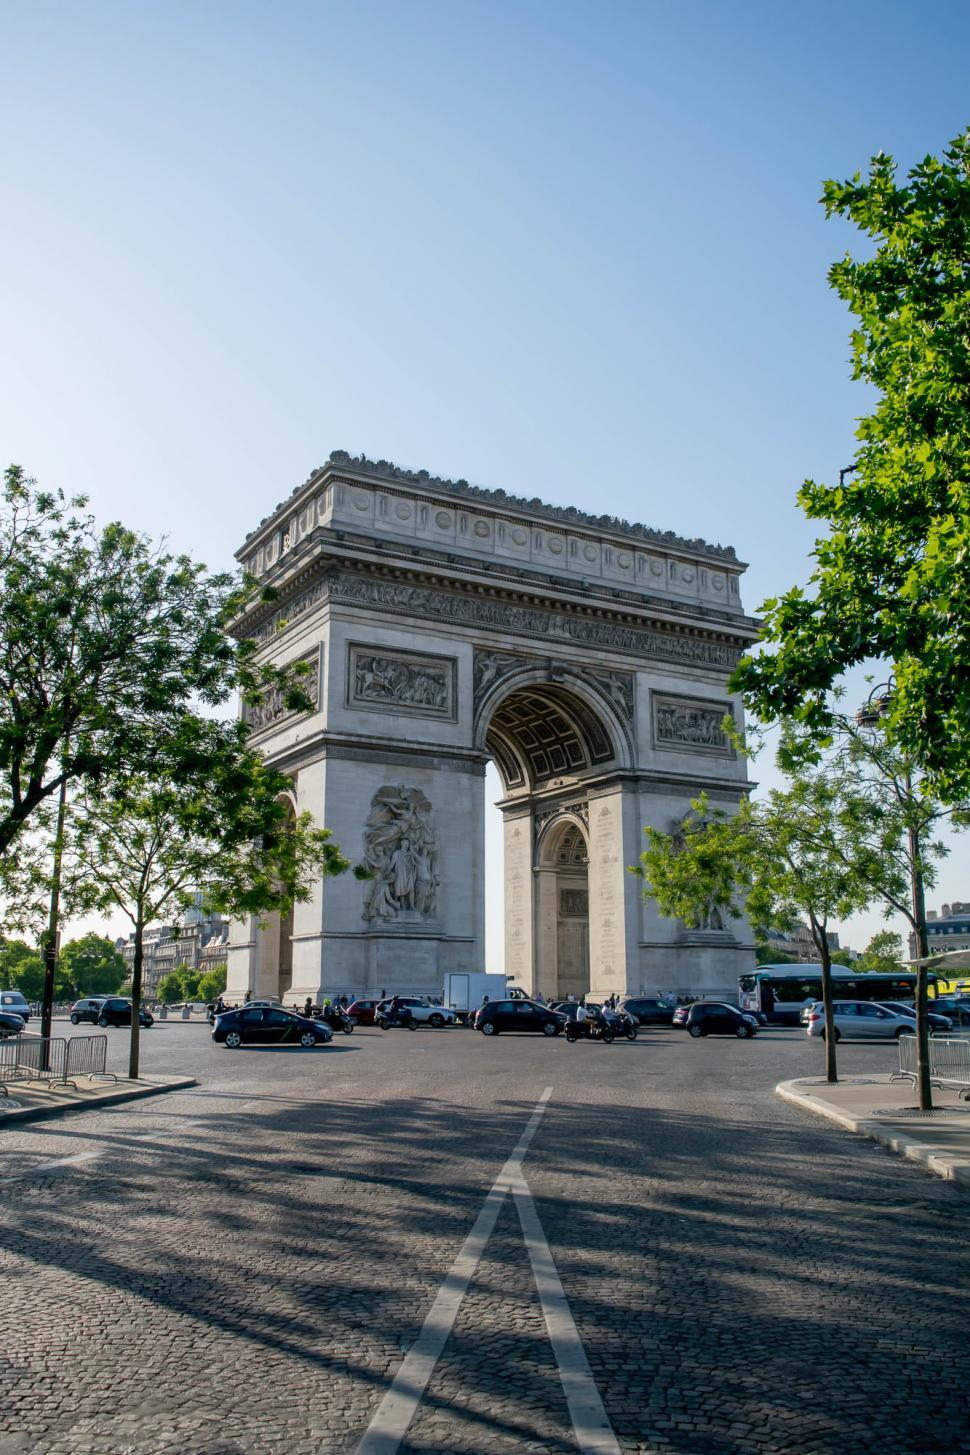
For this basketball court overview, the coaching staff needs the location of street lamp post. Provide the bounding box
[856,681,933,1111]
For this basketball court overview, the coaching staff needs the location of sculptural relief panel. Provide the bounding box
[361,785,439,923]
[347,644,457,720]
[243,646,322,734]
[653,693,735,754]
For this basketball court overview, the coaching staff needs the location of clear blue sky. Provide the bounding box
[2,1,967,960]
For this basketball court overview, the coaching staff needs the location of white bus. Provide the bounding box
[738,964,935,1025]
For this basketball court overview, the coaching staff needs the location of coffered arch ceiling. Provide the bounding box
[484,683,615,792]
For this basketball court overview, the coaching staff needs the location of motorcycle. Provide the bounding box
[565,1016,614,1045]
[377,1007,418,1031]
[307,1005,354,1034]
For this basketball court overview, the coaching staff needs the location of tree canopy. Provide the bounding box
[0,466,304,860]
[58,934,127,997]
[733,130,970,798]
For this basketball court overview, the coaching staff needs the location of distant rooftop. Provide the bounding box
[244,450,739,563]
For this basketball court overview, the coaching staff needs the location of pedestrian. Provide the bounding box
[567,992,576,1003]
[303,996,313,1018]
[244,989,252,1004]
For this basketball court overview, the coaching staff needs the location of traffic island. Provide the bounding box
[0,1074,197,1126]
[777,1075,970,1185]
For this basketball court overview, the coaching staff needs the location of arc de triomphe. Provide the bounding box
[226,452,758,1004]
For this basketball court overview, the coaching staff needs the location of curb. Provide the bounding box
[0,1076,198,1127]
[776,1079,970,1185]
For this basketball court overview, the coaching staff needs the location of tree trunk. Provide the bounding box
[818,937,837,1084]
[39,774,69,1064]
[129,915,143,1081]
[909,815,932,1111]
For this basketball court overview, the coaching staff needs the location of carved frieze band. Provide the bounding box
[254,568,743,672]
[652,693,735,755]
[348,643,457,720]
[244,646,322,733]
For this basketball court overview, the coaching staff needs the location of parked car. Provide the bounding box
[70,997,108,1025]
[927,998,970,1028]
[474,999,566,1037]
[0,990,30,1023]
[212,1006,333,1048]
[375,997,457,1028]
[805,1000,920,1041]
[346,998,381,1025]
[876,1001,953,1033]
[0,1011,26,1039]
[97,998,154,1029]
[679,1002,759,1038]
[617,996,677,1026]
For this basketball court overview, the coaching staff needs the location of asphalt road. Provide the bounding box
[0,1018,967,1455]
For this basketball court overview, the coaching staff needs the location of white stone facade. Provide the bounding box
[227,452,759,1005]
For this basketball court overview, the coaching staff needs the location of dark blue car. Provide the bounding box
[212,1006,334,1049]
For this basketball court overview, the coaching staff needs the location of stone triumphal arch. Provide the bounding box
[226,452,758,1004]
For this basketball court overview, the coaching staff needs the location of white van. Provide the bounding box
[0,990,30,1023]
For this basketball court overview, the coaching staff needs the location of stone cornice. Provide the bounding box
[234,557,756,678]
[240,451,743,566]
[232,546,758,653]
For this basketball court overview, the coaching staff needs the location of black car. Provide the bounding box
[97,998,154,1029]
[70,997,107,1025]
[928,999,970,1028]
[617,996,677,1026]
[877,1001,953,1033]
[475,999,566,1037]
[680,1002,759,1038]
[0,1011,26,1039]
[212,1006,334,1048]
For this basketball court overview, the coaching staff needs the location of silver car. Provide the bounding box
[805,999,922,1041]
[378,997,457,1028]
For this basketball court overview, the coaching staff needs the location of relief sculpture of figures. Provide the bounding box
[656,701,727,748]
[355,653,449,710]
[362,785,438,922]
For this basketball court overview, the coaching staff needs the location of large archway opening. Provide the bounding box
[478,676,624,995]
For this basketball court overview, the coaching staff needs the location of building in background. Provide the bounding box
[910,903,970,960]
[117,897,229,996]
[761,923,846,963]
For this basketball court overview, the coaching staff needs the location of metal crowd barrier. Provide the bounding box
[892,1035,970,1101]
[0,1034,114,1096]
[64,1035,115,1084]
[0,1035,70,1094]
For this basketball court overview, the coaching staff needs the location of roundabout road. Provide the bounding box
[1,1020,967,1454]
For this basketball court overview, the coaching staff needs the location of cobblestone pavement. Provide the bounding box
[1,1022,968,1454]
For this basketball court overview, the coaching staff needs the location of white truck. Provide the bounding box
[443,972,524,1024]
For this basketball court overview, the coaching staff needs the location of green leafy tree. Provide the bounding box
[634,766,887,1083]
[733,130,970,799]
[156,973,185,1006]
[0,938,43,997]
[58,934,127,997]
[829,948,855,968]
[198,968,227,1001]
[0,466,309,862]
[855,930,904,974]
[174,966,202,1001]
[54,718,362,1077]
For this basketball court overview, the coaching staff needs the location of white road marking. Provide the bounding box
[355,1087,620,1455]
[513,1174,621,1454]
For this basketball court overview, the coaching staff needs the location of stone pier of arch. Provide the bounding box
[226,452,759,1006]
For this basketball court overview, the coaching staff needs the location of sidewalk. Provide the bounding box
[0,1074,197,1127]
[777,1075,970,1185]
